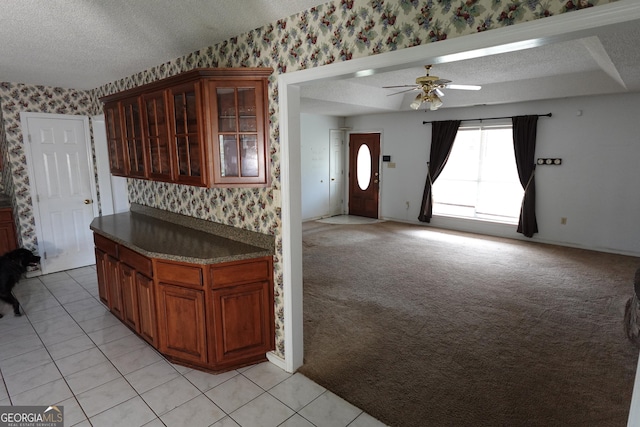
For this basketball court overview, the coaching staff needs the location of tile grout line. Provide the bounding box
[10,268,367,427]
[41,272,165,426]
[15,273,93,425]
[39,270,194,425]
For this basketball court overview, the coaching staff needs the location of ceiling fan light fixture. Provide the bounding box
[410,94,424,110]
[428,94,443,110]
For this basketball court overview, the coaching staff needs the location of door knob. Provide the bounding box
[84,199,93,204]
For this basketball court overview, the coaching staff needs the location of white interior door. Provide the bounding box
[21,113,98,274]
[329,129,344,217]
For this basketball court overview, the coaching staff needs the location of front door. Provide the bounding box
[348,133,380,219]
[21,113,98,274]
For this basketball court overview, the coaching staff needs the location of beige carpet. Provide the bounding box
[299,221,640,427]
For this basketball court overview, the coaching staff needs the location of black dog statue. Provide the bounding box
[0,248,41,317]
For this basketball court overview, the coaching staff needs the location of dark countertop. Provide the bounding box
[90,204,274,264]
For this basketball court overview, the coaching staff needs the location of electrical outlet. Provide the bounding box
[561,217,567,225]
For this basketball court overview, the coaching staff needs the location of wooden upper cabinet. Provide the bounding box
[168,82,206,186]
[121,98,147,178]
[104,102,127,176]
[100,68,272,188]
[209,80,268,186]
[142,90,173,182]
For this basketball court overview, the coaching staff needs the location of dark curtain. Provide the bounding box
[512,115,539,237]
[418,120,461,222]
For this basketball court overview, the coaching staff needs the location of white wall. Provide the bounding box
[300,114,344,220]
[345,93,640,256]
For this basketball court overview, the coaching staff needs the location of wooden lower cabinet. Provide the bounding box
[118,246,156,345]
[136,273,157,346]
[120,264,140,331]
[93,232,274,372]
[209,258,274,369]
[156,283,208,364]
[94,248,110,307]
[108,255,124,320]
[210,282,273,367]
[0,208,18,255]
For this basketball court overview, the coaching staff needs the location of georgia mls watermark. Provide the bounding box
[0,406,63,427]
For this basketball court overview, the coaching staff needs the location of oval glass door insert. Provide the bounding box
[357,144,371,191]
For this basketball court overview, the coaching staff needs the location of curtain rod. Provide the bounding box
[422,113,552,125]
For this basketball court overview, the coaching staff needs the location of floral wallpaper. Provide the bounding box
[0,83,96,249]
[0,108,7,194]
[0,0,616,357]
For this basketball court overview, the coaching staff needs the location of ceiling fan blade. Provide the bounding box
[433,88,445,98]
[445,84,482,91]
[387,87,420,96]
[382,84,419,89]
[432,79,451,85]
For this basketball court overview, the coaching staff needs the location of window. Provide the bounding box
[432,125,523,224]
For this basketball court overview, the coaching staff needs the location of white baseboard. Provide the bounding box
[266,351,289,372]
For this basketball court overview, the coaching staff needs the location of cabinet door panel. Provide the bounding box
[104,103,127,176]
[0,222,18,255]
[137,273,157,346]
[143,91,173,181]
[119,246,152,277]
[107,255,123,319]
[157,283,207,364]
[94,248,110,307]
[210,281,272,363]
[120,264,140,331]
[156,261,203,288]
[122,98,147,178]
[210,80,268,186]
[169,83,205,186]
[94,233,118,258]
[211,257,271,288]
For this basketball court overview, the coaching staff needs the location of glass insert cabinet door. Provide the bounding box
[169,82,204,185]
[143,90,172,181]
[122,98,146,178]
[212,81,266,184]
[104,103,126,176]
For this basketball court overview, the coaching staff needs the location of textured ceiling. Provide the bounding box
[0,0,323,89]
[2,1,640,116]
[300,20,640,115]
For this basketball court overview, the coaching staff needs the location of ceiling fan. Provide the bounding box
[383,65,481,110]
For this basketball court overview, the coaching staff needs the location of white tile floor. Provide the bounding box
[0,266,387,427]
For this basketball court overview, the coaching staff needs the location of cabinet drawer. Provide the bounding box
[0,209,13,223]
[156,261,203,288]
[94,234,118,258]
[119,246,152,277]
[211,257,272,289]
